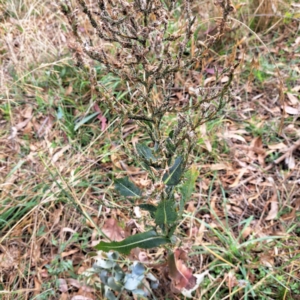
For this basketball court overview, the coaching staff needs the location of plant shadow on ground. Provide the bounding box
[0,0,300,299]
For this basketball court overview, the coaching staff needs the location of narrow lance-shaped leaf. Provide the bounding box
[165,137,176,155]
[115,177,141,197]
[163,156,184,186]
[74,111,100,131]
[179,165,199,214]
[155,200,177,227]
[95,230,169,255]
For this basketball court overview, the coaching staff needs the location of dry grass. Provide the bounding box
[0,0,299,299]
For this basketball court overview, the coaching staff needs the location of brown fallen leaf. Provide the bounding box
[265,194,278,221]
[204,76,216,86]
[209,163,233,171]
[15,119,31,131]
[33,277,42,297]
[21,105,33,119]
[102,217,124,241]
[51,145,71,163]
[111,153,122,169]
[291,85,300,92]
[61,249,79,258]
[267,142,287,150]
[286,93,299,105]
[168,248,197,291]
[284,105,300,115]
[259,251,274,268]
[249,136,266,166]
[241,226,253,239]
[58,278,68,293]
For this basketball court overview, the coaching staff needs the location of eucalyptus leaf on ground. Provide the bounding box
[95,230,170,254]
[107,277,122,292]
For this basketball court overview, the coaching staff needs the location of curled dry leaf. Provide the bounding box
[168,248,197,291]
[181,271,209,298]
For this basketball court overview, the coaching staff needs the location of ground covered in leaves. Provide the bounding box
[0,0,300,299]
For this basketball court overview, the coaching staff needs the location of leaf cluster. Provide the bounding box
[93,252,159,299]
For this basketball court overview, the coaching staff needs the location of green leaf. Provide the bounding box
[136,143,157,165]
[167,224,177,238]
[138,204,157,218]
[179,165,199,213]
[74,111,99,131]
[155,200,177,227]
[95,230,169,254]
[165,137,176,154]
[115,177,142,197]
[163,156,184,186]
